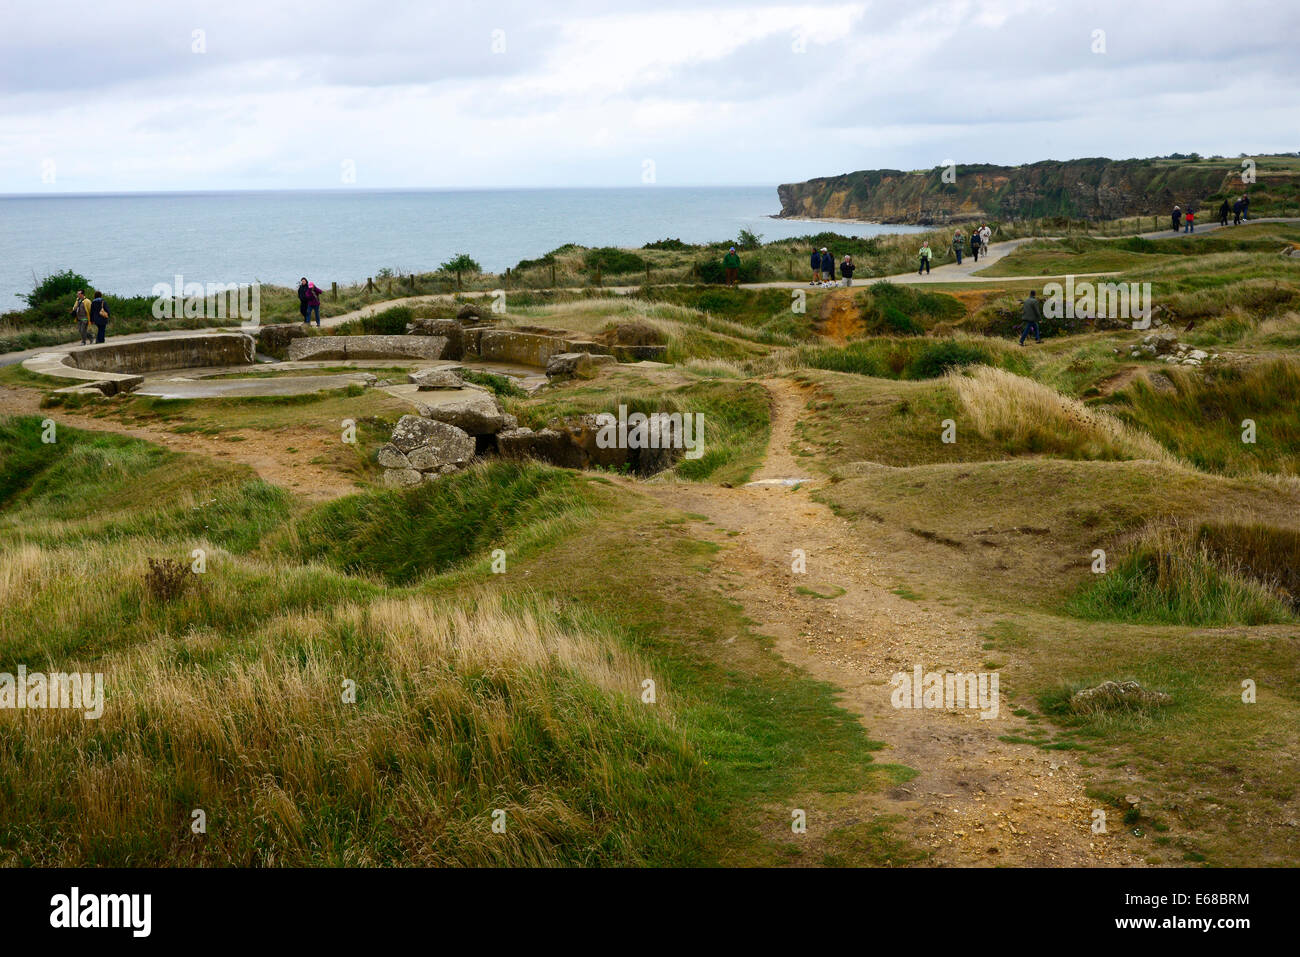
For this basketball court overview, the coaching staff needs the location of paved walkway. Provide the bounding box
[4,217,1295,369]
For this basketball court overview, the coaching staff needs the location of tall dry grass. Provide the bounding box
[947,366,1178,463]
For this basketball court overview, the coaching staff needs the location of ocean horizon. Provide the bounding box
[0,186,924,308]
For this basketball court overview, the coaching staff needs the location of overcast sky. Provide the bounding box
[2,0,1296,194]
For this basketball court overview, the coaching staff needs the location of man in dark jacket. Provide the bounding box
[298,278,311,324]
[951,230,964,265]
[810,249,822,284]
[1232,198,1243,225]
[1171,205,1181,232]
[1241,194,1250,221]
[820,249,834,282]
[1219,199,1230,226]
[1019,290,1043,345]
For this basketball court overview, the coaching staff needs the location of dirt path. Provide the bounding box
[0,386,361,501]
[636,379,1144,866]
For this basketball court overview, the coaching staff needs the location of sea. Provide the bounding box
[0,186,925,309]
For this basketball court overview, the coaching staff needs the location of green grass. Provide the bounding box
[793,336,1029,381]
[1104,359,1300,476]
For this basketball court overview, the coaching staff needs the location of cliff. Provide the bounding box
[776,156,1261,224]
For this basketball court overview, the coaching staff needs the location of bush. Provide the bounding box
[24,269,92,308]
[144,558,190,602]
[697,257,763,284]
[584,247,646,275]
[336,305,413,336]
[642,238,690,251]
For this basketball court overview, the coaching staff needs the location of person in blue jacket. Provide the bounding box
[820,248,834,282]
[810,248,822,284]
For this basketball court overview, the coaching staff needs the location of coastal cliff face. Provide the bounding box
[777,157,1253,224]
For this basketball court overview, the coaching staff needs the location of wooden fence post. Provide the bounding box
[550,263,556,286]
[366,277,374,293]
[595,265,602,287]
[332,282,338,300]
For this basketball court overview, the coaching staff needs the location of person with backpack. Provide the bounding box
[970,229,982,262]
[1171,205,1181,232]
[951,230,964,265]
[809,247,822,284]
[979,223,992,251]
[722,247,741,287]
[840,255,856,287]
[1219,199,1230,226]
[1184,208,1195,233]
[918,241,933,275]
[89,291,110,343]
[70,289,93,345]
[820,248,835,284]
[1232,197,1243,225]
[1019,289,1044,345]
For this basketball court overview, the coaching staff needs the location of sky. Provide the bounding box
[2,0,1297,194]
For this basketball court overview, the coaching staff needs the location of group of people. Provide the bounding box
[69,289,110,344]
[917,223,992,274]
[1173,195,1249,233]
[808,247,857,286]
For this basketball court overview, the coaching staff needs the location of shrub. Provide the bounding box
[642,238,690,251]
[24,269,92,308]
[584,247,646,274]
[144,558,190,602]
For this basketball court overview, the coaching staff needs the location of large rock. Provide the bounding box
[612,344,669,362]
[389,414,474,458]
[546,352,618,379]
[418,392,514,435]
[288,335,450,361]
[383,468,424,488]
[496,427,585,469]
[637,414,688,475]
[550,414,629,469]
[376,444,412,468]
[409,368,465,390]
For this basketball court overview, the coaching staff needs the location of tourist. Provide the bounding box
[1019,290,1043,345]
[89,291,109,344]
[1219,199,1230,226]
[1184,208,1194,233]
[69,289,93,345]
[951,230,964,265]
[298,277,322,325]
[840,255,855,287]
[1232,197,1243,225]
[809,247,822,284]
[1171,205,1181,232]
[298,278,312,324]
[722,247,741,287]
[1241,194,1250,221]
[918,241,933,274]
[980,223,992,250]
[970,229,982,262]
[820,248,835,283]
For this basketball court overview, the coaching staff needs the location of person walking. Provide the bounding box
[980,223,992,250]
[970,229,982,262]
[1241,194,1250,221]
[1184,208,1195,233]
[306,279,325,324]
[89,291,109,344]
[1171,205,1181,232]
[840,255,855,287]
[1219,199,1231,226]
[918,241,933,275]
[1019,290,1043,345]
[1232,197,1243,225]
[820,248,835,284]
[951,230,964,265]
[70,289,93,345]
[722,247,741,287]
[809,247,822,284]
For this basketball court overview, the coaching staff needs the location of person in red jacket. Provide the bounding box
[1183,208,1195,233]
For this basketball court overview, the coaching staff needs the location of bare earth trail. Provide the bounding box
[629,379,1144,866]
